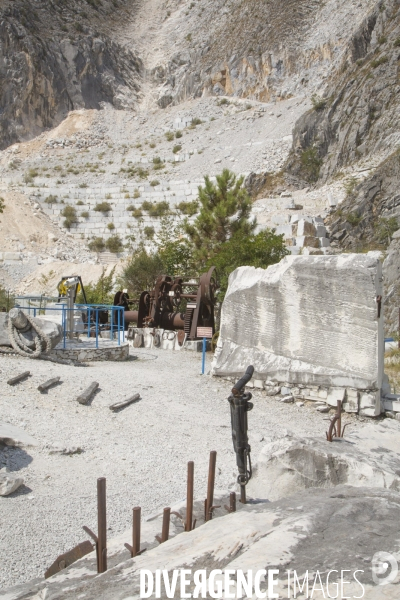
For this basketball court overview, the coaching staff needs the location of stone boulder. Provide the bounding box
[0,469,24,496]
[0,313,63,351]
[4,486,400,599]
[212,254,384,415]
[0,422,38,447]
[247,419,400,501]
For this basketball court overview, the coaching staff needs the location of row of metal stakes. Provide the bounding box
[84,450,237,574]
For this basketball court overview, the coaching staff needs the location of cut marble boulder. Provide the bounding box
[0,469,24,496]
[0,422,38,447]
[212,253,384,415]
[5,486,400,599]
[247,419,400,501]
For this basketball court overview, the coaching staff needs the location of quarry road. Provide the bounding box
[0,348,365,588]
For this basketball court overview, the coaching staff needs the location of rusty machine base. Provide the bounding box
[114,267,218,348]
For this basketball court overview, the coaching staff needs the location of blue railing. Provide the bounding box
[13,299,125,349]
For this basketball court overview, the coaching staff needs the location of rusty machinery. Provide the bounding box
[114,267,217,342]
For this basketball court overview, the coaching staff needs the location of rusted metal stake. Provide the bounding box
[97,477,107,573]
[230,492,236,513]
[205,451,217,522]
[161,508,171,542]
[132,506,141,557]
[185,461,194,532]
[336,400,342,438]
[124,506,143,557]
[240,485,246,505]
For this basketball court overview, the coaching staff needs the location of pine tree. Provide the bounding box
[185,169,255,264]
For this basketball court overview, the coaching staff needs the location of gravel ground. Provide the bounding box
[0,348,365,590]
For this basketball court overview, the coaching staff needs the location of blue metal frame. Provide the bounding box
[13,298,125,347]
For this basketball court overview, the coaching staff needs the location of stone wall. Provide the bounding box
[50,340,129,361]
[212,253,384,416]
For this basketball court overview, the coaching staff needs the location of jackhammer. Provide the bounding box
[228,365,254,504]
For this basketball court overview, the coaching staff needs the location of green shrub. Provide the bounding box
[0,197,5,213]
[76,200,84,205]
[79,183,88,188]
[124,193,130,199]
[94,201,112,214]
[24,168,39,183]
[394,37,400,47]
[371,56,388,68]
[177,200,199,216]
[62,205,78,229]
[375,217,398,245]
[107,222,115,230]
[173,144,182,154]
[300,147,323,182]
[378,35,387,44]
[149,142,156,148]
[346,212,362,226]
[106,235,124,253]
[132,208,143,219]
[344,176,358,197]
[165,131,174,141]
[190,118,203,128]
[311,94,327,111]
[133,189,140,199]
[81,211,89,218]
[217,98,230,106]
[144,226,155,239]
[150,180,160,187]
[45,195,58,204]
[126,205,136,211]
[137,168,149,179]
[175,130,183,139]
[88,237,105,252]
[105,193,112,199]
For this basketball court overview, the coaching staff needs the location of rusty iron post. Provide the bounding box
[132,506,141,557]
[205,451,217,522]
[124,506,142,557]
[240,485,246,505]
[336,400,342,438]
[185,461,194,532]
[161,508,171,543]
[230,492,236,513]
[97,477,107,573]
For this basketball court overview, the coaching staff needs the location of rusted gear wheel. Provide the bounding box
[200,266,218,306]
[171,282,182,309]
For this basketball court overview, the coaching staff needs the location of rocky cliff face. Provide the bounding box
[146,0,377,109]
[0,0,142,149]
[286,0,400,184]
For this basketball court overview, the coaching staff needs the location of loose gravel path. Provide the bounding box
[0,348,364,589]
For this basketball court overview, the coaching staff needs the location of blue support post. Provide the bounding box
[87,307,91,338]
[95,309,99,349]
[117,307,121,346]
[201,337,207,375]
[111,307,114,341]
[63,306,66,349]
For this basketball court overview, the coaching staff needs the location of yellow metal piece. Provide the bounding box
[57,279,81,298]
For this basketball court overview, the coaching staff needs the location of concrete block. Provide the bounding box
[326,387,346,407]
[297,220,316,237]
[319,237,330,248]
[315,225,327,237]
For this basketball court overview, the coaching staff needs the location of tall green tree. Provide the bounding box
[185,169,255,265]
[208,229,289,300]
[121,247,165,298]
[76,267,116,305]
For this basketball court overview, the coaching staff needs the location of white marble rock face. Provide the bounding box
[212,253,384,393]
